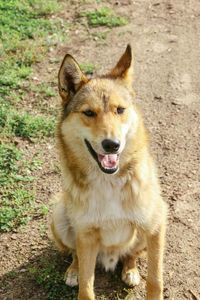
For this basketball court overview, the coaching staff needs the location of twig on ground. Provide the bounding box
[188,289,200,300]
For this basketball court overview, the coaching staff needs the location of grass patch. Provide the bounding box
[0,0,65,138]
[80,62,96,74]
[0,144,47,232]
[31,83,57,99]
[0,106,56,139]
[118,30,132,36]
[0,189,35,232]
[0,144,34,231]
[22,82,59,116]
[27,254,77,300]
[9,113,56,139]
[88,31,108,40]
[80,62,101,74]
[0,0,64,99]
[79,7,128,27]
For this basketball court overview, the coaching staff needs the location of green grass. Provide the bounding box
[0,107,56,139]
[80,62,96,74]
[80,62,102,74]
[31,83,57,98]
[9,113,56,139]
[118,30,132,36]
[0,0,65,140]
[27,254,77,300]
[88,31,108,40]
[0,144,33,231]
[0,189,35,232]
[79,7,128,27]
[0,143,48,232]
[0,0,63,98]
[28,82,59,115]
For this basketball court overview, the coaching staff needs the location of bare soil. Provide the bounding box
[0,1,200,299]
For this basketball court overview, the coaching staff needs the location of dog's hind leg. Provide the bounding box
[122,254,140,286]
[64,252,79,287]
[122,230,146,287]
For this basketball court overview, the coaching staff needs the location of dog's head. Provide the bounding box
[58,45,140,175]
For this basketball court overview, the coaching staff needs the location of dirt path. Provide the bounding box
[0,1,200,299]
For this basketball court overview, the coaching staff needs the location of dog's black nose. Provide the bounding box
[102,139,120,153]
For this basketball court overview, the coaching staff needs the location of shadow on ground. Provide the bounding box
[0,245,136,300]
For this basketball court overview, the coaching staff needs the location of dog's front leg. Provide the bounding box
[76,230,99,300]
[146,223,166,300]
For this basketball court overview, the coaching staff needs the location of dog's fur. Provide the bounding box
[50,45,167,300]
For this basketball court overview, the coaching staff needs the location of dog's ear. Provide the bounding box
[107,44,133,86]
[58,54,88,103]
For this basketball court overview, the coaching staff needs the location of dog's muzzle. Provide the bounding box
[84,139,119,174]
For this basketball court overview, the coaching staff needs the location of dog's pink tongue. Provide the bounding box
[97,154,118,168]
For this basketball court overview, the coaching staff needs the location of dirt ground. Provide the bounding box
[0,0,200,299]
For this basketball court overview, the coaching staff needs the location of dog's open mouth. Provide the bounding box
[84,139,119,174]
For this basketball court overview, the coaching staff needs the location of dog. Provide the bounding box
[50,44,167,300]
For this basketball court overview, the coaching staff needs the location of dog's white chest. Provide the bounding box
[86,176,125,222]
[73,176,128,226]
[83,177,134,247]
[71,174,147,235]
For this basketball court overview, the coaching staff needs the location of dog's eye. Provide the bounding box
[82,110,96,117]
[117,107,125,114]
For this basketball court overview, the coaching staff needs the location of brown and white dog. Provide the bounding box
[50,45,167,300]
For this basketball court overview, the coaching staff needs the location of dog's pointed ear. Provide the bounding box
[58,54,88,103]
[107,44,133,86]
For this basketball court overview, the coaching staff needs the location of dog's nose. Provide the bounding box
[102,139,120,153]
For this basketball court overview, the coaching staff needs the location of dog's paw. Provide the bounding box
[64,269,78,287]
[122,268,140,286]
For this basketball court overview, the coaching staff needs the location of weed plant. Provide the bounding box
[79,7,128,27]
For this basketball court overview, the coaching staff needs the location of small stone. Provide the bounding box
[20,269,26,273]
